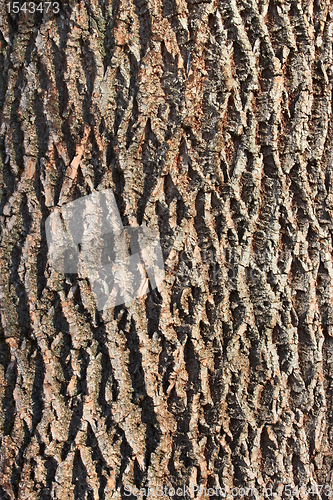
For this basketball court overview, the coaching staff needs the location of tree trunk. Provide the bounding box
[1,0,333,498]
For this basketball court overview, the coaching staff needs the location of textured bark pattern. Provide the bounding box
[0,0,333,498]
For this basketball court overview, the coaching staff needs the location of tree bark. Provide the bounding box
[1,0,333,498]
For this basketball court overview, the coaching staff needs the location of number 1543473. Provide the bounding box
[6,2,60,14]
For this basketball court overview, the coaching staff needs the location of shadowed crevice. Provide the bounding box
[10,69,25,171]
[156,200,173,263]
[60,113,77,167]
[77,348,89,396]
[97,348,118,429]
[53,300,72,399]
[0,486,11,500]
[11,421,31,497]
[85,128,105,190]
[109,148,128,226]
[137,119,165,225]
[2,355,17,436]
[160,41,186,141]
[194,189,210,248]
[0,32,9,109]
[117,427,133,490]
[37,210,50,300]
[145,287,162,339]
[184,336,201,392]
[125,50,140,149]
[52,37,69,118]
[103,10,117,73]
[32,347,45,429]
[52,145,67,206]
[0,138,16,215]
[80,36,97,126]
[62,399,83,461]
[22,25,38,68]
[86,423,108,500]
[7,195,32,339]
[126,318,161,470]
[132,0,152,60]
[72,449,91,500]
[45,457,58,490]
[33,89,50,202]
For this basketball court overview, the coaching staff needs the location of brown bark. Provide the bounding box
[0,0,333,498]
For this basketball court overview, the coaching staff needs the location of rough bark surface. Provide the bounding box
[0,0,333,499]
